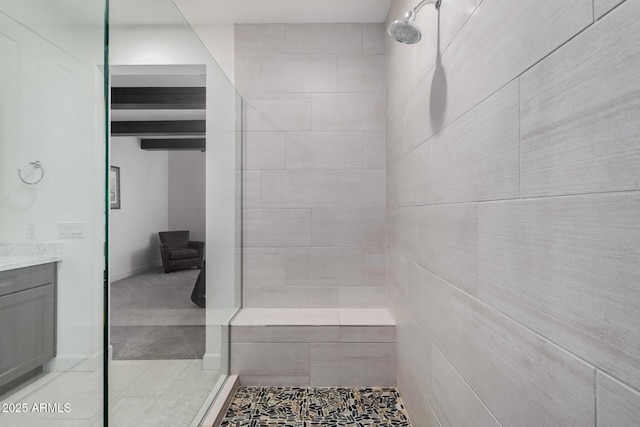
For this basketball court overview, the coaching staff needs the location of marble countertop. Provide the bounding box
[0,243,63,272]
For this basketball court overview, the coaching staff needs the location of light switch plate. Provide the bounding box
[58,222,85,238]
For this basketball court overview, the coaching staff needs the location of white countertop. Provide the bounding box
[0,243,63,272]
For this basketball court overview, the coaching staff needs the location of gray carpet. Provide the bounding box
[110,267,204,360]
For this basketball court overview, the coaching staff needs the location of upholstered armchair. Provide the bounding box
[158,231,204,273]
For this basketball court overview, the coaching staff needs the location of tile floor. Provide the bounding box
[0,360,220,427]
[221,386,412,426]
[109,359,221,427]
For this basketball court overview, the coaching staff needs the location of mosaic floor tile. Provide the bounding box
[221,387,412,426]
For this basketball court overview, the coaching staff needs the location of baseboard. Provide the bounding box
[109,261,161,282]
[203,353,222,371]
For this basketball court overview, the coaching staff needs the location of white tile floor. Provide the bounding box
[0,360,221,427]
[109,360,221,427]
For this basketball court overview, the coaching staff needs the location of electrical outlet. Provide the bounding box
[27,223,37,239]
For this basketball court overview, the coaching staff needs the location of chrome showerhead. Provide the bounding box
[387,16,422,44]
[387,0,442,44]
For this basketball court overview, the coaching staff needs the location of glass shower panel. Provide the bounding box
[108,1,241,425]
[0,0,107,426]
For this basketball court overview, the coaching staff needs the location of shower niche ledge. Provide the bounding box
[230,308,396,388]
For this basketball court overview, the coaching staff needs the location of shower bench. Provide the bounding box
[229,308,395,387]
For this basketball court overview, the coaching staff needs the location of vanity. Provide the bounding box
[0,244,61,394]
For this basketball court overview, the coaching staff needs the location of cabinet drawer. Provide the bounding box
[0,263,55,297]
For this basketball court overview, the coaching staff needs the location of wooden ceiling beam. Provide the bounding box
[111,87,205,109]
[111,120,206,136]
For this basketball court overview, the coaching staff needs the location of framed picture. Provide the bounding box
[110,166,121,209]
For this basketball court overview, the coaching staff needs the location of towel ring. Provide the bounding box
[18,161,45,185]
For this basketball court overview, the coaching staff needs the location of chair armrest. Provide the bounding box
[187,240,205,249]
[159,243,169,249]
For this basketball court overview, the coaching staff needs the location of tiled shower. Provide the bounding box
[232,0,640,424]
[385,0,640,425]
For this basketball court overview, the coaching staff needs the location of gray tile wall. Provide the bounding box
[386,0,640,426]
[236,23,387,308]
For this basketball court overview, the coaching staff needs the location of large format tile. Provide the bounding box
[312,93,385,131]
[310,343,395,387]
[386,47,417,121]
[260,55,338,93]
[404,63,449,153]
[337,54,385,93]
[339,325,395,343]
[478,193,640,390]
[234,325,340,343]
[234,55,261,93]
[363,23,385,54]
[285,247,363,287]
[428,80,519,204]
[328,286,382,311]
[395,141,430,206]
[362,131,386,170]
[428,346,501,427]
[447,0,592,121]
[243,131,286,170]
[244,93,311,131]
[447,289,595,427]
[595,0,625,19]
[386,106,408,166]
[242,170,261,208]
[520,0,640,197]
[286,131,363,170]
[338,286,386,308]
[338,308,395,326]
[338,170,386,207]
[406,262,451,351]
[396,348,440,427]
[285,24,363,54]
[388,204,477,296]
[244,209,311,247]
[385,249,408,320]
[396,304,431,397]
[235,24,286,55]
[243,285,339,308]
[243,247,286,287]
[231,342,310,377]
[311,208,385,247]
[260,170,338,208]
[437,0,477,55]
[363,247,385,286]
[412,6,439,85]
[597,372,640,427]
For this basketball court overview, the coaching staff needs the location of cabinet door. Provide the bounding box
[0,283,55,388]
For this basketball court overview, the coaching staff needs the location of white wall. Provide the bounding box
[386,0,640,426]
[0,5,105,376]
[168,151,206,242]
[110,137,169,281]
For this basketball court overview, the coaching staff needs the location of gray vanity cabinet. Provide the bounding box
[0,263,56,391]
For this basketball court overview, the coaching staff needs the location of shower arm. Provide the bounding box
[407,0,442,20]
